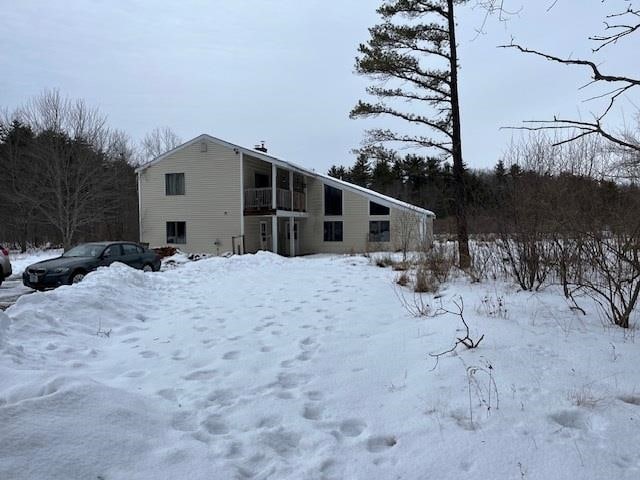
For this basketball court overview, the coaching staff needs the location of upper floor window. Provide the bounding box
[370,201,390,216]
[165,173,185,196]
[324,184,342,216]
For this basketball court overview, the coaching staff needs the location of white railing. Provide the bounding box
[244,187,305,211]
[277,188,291,210]
[244,187,272,209]
[293,191,305,212]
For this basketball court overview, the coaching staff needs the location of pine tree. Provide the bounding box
[328,165,348,180]
[348,153,372,187]
[351,0,471,268]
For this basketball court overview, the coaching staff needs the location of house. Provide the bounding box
[136,134,435,256]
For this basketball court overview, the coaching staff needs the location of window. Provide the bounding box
[102,244,122,258]
[370,201,390,216]
[255,173,269,188]
[200,141,208,152]
[324,185,342,216]
[122,243,139,255]
[324,221,343,242]
[369,220,390,242]
[165,173,185,195]
[166,221,186,244]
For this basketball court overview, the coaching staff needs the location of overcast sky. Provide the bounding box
[0,0,637,172]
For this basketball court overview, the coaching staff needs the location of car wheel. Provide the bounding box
[70,271,86,284]
[0,272,3,287]
[142,264,153,273]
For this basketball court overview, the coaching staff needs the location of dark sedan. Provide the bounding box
[23,242,161,290]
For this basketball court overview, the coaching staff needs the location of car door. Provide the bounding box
[120,243,143,269]
[99,244,123,267]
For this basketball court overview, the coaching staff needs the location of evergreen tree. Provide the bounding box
[370,158,395,195]
[351,0,472,267]
[494,159,506,179]
[328,165,348,180]
[348,153,372,187]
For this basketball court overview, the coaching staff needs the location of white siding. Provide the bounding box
[139,139,241,254]
[300,177,432,254]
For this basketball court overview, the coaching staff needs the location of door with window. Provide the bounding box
[259,221,270,251]
[284,220,299,256]
[120,243,144,269]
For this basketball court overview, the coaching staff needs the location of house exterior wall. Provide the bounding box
[299,177,433,254]
[138,139,241,253]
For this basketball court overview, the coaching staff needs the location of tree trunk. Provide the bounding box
[448,0,471,269]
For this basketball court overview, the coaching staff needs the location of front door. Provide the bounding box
[284,220,299,257]
[259,221,270,251]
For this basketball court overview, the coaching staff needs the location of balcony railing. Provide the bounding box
[244,187,305,212]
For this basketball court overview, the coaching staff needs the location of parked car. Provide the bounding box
[0,245,12,287]
[22,241,161,290]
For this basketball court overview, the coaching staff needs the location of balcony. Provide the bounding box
[244,188,306,213]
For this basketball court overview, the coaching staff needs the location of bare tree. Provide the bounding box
[393,210,420,261]
[500,2,640,155]
[140,126,182,163]
[3,91,123,249]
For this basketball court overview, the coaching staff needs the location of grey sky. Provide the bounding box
[0,1,636,173]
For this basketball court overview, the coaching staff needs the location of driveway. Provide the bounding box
[0,276,33,310]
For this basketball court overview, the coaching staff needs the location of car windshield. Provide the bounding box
[63,244,105,258]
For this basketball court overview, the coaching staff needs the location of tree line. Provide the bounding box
[328,133,639,236]
[0,90,182,251]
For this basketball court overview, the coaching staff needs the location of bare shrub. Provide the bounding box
[468,240,503,282]
[395,271,410,287]
[429,297,485,369]
[394,283,432,317]
[421,242,455,283]
[374,253,395,268]
[392,261,410,271]
[414,266,439,293]
[567,387,606,409]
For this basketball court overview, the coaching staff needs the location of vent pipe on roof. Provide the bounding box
[254,141,268,153]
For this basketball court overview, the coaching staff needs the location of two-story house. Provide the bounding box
[136,134,435,256]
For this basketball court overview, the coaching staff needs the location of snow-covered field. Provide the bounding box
[1,252,639,479]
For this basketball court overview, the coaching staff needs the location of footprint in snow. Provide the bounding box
[201,414,229,435]
[183,369,218,381]
[302,403,324,420]
[549,410,589,430]
[222,350,240,360]
[366,435,397,453]
[306,390,324,401]
[618,395,640,406]
[139,350,158,359]
[340,419,367,437]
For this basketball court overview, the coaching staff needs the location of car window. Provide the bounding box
[122,244,139,255]
[64,244,106,257]
[136,245,145,254]
[103,245,122,258]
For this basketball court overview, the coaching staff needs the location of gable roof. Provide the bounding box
[136,133,435,217]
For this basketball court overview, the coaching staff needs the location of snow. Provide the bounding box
[1,252,639,479]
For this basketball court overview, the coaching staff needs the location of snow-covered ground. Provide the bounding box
[1,252,639,479]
